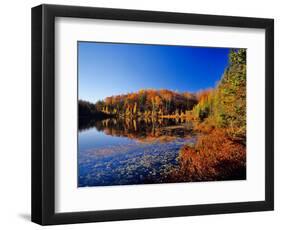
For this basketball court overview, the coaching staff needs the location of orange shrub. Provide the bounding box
[170,129,246,182]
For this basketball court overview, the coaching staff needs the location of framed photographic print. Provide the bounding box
[31,4,274,225]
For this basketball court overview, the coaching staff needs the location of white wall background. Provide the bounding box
[0,0,279,229]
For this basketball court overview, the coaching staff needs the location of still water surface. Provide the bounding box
[78,118,196,187]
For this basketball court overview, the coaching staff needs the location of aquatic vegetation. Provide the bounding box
[78,134,196,187]
[78,48,247,186]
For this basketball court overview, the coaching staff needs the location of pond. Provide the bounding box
[78,117,196,187]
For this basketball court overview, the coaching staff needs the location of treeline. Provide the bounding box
[82,89,198,118]
[79,100,113,119]
[189,48,246,141]
[170,48,247,182]
[79,48,246,141]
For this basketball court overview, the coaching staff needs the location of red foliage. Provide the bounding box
[170,129,246,182]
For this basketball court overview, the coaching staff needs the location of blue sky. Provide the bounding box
[78,42,230,103]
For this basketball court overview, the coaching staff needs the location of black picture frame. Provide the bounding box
[31,4,274,225]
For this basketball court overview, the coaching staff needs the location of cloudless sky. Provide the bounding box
[78,42,230,103]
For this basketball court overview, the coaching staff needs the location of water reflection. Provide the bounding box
[78,117,196,187]
[79,117,194,143]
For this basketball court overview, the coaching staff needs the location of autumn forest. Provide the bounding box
[78,44,246,187]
